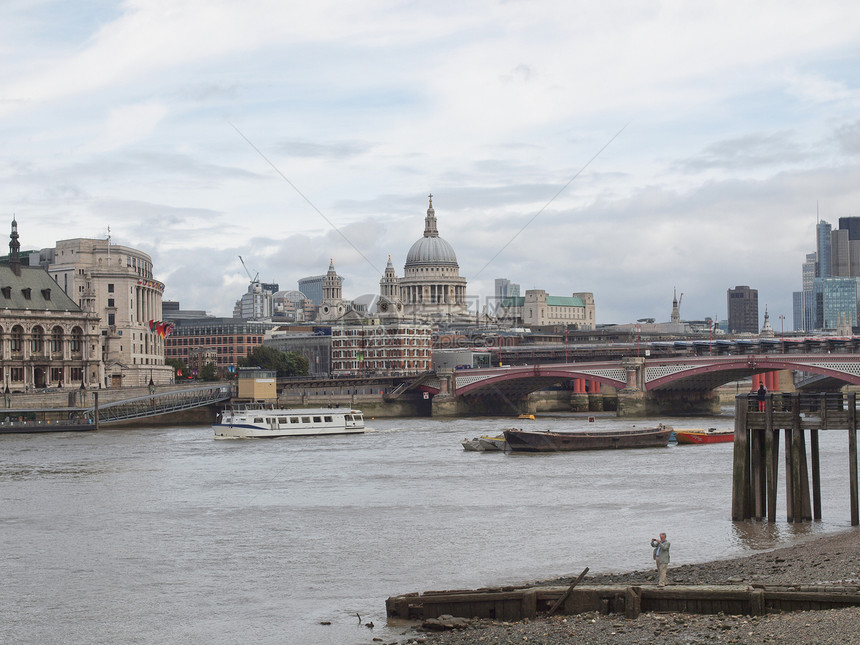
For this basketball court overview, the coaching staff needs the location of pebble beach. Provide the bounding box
[395,528,860,645]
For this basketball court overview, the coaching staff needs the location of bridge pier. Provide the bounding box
[616,389,721,417]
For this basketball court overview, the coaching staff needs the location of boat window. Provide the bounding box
[278,417,288,424]
[290,417,300,424]
[324,416,332,423]
[301,417,310,423]
[344,415,352,421]
[254,417,264,423]
[313,416,322,423]
[354,414,363,421]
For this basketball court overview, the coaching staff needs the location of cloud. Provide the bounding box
[675,132,813,173]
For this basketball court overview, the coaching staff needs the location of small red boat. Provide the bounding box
[674,428,734,444]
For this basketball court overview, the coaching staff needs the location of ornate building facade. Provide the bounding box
[0,220,101,391]
[39,237,173,387]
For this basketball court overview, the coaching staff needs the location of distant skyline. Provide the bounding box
[4,1,860,325]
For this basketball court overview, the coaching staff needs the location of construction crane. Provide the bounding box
[238,255,259,283]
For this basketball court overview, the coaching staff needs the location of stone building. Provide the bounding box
[164,314,274,377]
[498,289,596,329]
[38,236,172,387]
[330,322,432,376]
[0,220,101,390]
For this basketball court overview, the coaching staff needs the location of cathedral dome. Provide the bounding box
[404,195,459,267]
[405,235,458,266]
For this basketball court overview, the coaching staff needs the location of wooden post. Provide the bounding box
[798,429,812,521]
[784,428,794,522]
[751,426,763,519]
[810,429,822,521]
[548,567,589,615]
[766,425,779,523]
[849,393,859,527]
[94,391,99,431]
[732,396,749,521]
[791,396,804,522]
[624,587,641,619]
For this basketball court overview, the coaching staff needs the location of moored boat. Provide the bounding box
[477,435,508,451]
[462,437,483,451]
[462,434,508,451]
[674,428,734,444]
[213,405,365,439]
[503,425,672,452]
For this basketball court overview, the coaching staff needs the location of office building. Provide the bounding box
[727,286,759,334]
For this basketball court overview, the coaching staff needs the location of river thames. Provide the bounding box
[1,412,856,644]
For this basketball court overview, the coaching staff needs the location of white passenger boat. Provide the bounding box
[213,406,365,439]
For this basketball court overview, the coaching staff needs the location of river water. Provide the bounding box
[1,412,856,644]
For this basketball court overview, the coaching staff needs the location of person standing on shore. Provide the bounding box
[651,533,670,586]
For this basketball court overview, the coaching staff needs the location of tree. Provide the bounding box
[200,362,218,381]
[165,357,188,379]
[239,346,309,377]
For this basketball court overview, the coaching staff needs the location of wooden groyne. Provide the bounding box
[732,392,860,524]
[386,583,860,621]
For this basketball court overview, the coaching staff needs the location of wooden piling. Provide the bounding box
[849,393,859,527]
[790,395,805,522]
[766,426,779,523]
[784,428,794,522]
[811,429,822,521]
[732,397,749,521]
[751,426,763,519]
[798,429,812,521]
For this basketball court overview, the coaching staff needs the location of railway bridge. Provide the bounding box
[424,354,860,416]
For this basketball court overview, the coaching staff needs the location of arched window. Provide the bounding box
[11,325,23,353]
[70,327,83,355]
[31,326,44,354]
[51,326,64,354]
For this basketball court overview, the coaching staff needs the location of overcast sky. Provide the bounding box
[3,1,860,326]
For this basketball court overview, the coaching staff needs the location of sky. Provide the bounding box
[3,1,860,327]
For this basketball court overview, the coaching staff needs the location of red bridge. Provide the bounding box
[432,354,860,416]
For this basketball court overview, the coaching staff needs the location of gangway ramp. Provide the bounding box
[93,385,232,424]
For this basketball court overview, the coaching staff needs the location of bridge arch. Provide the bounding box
[645,357,860,391]
[454,365,627,398]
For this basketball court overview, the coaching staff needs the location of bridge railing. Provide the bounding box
[94,384,232,423]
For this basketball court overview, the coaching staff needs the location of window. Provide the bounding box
[51,327,63,353]
[108,283,114,293]
[108,313,115,326]
[70,327,83,353]
[10,326,23,352]
[107,298,114,307]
